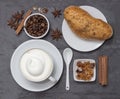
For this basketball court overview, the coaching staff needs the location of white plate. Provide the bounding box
[62,5,107,52]
[73,59,96,82]
[10,40,63,92]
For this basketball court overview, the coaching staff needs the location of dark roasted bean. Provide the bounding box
[25,15,48,37]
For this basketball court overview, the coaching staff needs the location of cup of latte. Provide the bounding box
[20,49,56,83]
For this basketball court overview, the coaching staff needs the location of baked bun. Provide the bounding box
[64,6,113,40]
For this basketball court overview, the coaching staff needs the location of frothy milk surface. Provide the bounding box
[20,49,53,82]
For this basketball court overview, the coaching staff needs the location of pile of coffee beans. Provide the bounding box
[25,15,48,37]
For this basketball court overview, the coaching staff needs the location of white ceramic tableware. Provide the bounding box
[62,5,108,52]
[73,59,96,82]
[10,40,63,92]
[20,49,56,83]
[63,48,73,90]
[24,13,49,39]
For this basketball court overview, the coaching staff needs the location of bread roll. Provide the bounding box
[64,6,113,40]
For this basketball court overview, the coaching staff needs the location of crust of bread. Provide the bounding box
[64,6,113,40]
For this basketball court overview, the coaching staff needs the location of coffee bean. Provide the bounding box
[25,15,48,37]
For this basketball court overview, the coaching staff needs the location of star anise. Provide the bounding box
[51,28,62,40]
[12,10,24,21]
[7,10,25,30]
[52,8,62,18]
[7,18,15,28]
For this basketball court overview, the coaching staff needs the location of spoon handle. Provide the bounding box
[66,65,70,90]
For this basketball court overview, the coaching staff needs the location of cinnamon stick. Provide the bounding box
[101,56,108,85]
[98,55,108,86]
[16,9,32,35]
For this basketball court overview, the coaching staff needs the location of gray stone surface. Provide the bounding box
[0,0,120,99]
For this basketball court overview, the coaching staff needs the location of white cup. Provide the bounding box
[20,49,56,83]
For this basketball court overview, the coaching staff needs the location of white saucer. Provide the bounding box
[10,40,63,92]
[62,5,107,52]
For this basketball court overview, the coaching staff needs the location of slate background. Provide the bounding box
[0,0,120,99]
